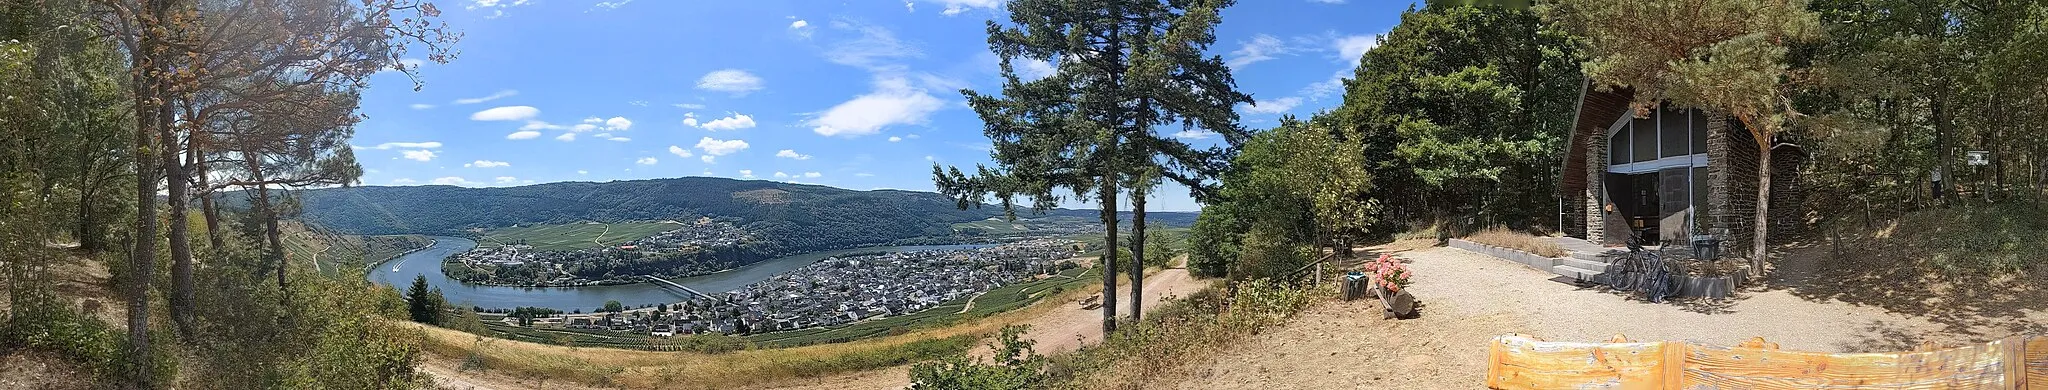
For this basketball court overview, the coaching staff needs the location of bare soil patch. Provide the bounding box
[1168,245,2010,388]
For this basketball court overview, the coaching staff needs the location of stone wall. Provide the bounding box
[1706,112,1760,257]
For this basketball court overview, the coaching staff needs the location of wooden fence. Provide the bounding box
[1488,333,2048,389]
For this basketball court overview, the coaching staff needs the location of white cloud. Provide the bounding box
[604,116,633,131]
[1301,69,1352,101]
[672,103,706,109]
[808,77,944,137]
[775,149,812,160]
[1174,129,1218,140]
[520,121,569,132]
[465,0,531,19]
[506,130,542,140]
[430,176,477,186]
[700,113,756,131]
[855,172,875,177]
[577,170,589,175]
[466,160,511,168]
[1018,58,1056,79]
[494,176,520,184]
[472,106,539,121]
[907,133,921,139]
[1334,34,1380,64]
[682,113,699,127]
[1239,97,1303,115]
[454,89,519,105]
[790,19,813,38]
[695,137,750,156]
[700,155,716,164]
[774,171,789,178]
[591,0,632,10]
[605,136,631,142]
[913,0,999,16]
[824,21,922,71]
[888,136,903,142]
[667,145,694,158]
[556,133,577,141]
[627,100,649,107]
[572,123,598,132]
[392,178,418,184]
[803,172,822,178]
[1227,34,1291,69]
[924,155,935,161]
[360,141,442,150]
[401,150,438,162]
[697,69,764,94]
[739,169,755,178]
[410,103,435,110]
[636,157,658,165]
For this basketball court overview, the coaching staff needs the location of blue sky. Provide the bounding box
[352,0,1415,212]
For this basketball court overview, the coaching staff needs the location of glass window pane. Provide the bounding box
[1609,124,1630,166]
[1661,107,1689,158]
[1691,110,1709,154]
[1631,114,1657,163]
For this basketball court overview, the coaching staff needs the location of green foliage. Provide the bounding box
[602,300,624,314]
[1334,4,1582,230]
[1191,118,1371,279]
[908,325,1045,390]
[406,275,444,325]
[1039,279,1320,388]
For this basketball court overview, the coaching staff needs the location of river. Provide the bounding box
[366,236,990,311]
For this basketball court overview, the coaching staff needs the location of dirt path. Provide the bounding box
[1167,245,2012,389]
[975,267,1205,359]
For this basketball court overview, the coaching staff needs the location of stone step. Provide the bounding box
[1569,250,1609,263]
[1556,257,1610,272]
[1553,265,1609,285]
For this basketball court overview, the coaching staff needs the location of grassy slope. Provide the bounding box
[475,221,683,251]
[279,221,431,276]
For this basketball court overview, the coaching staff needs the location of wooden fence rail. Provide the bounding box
[1488,334,2048,389]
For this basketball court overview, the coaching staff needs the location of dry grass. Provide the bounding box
[419,270,1122,389]
[1463,227,1567,258]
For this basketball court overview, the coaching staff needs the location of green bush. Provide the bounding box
[908,325,1044,390]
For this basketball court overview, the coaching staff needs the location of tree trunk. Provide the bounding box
[126,53,160,390]
[195,150,223,250]
[1751,146,1772,277]
[1129,186,1145,323]
[163,123,194,338]
[1099,180,1119,336]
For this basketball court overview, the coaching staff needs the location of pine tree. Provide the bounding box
[933,0,1250,336]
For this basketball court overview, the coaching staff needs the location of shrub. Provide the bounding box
[908,325,1044,390]
[1464,227,1567,257]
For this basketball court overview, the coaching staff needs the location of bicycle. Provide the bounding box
[1603,232,1683,303]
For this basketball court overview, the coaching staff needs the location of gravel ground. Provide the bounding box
[1170,245,2010,389]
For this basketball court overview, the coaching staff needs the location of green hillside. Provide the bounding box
[263,177,1199,254]
[475,221,684,251]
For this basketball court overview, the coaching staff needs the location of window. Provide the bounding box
[1609,125,1630,165]
[1661,107,1690,158]
[1631,115,1657,163]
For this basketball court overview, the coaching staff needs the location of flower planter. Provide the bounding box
[1372,284,1417,320]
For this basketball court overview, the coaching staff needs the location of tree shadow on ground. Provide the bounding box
[1761,234,2048,345]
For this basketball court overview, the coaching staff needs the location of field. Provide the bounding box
[475,221,683,251]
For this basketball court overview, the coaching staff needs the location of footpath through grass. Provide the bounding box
[475,221,682,251]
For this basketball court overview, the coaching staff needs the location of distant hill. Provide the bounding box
[257,177,1198,253]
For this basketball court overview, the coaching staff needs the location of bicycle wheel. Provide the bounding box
[1607,258,1638,291]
